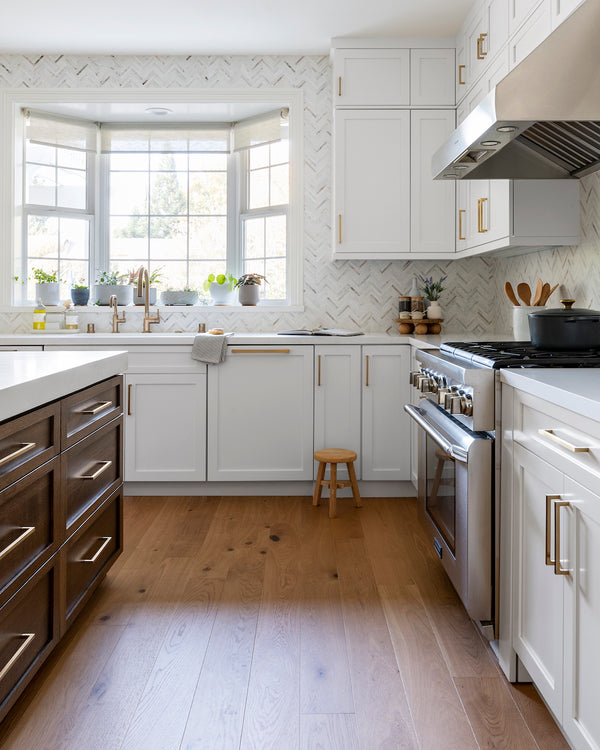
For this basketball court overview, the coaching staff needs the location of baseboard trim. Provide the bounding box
[124,480,417,497]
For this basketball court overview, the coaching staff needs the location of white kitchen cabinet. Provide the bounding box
[361,345,410,481]
[509,0,551,69]
[410,49,455,106]
[461,0,508,97]
[456,31,468,101]
[551,0,585,29]
[125,372,206,482]
[332,49,410,107]
[314,345,362,480]
[207,345,314,481]
[333,109,411,259]
[410,110,456,255]
[509,0,545,35]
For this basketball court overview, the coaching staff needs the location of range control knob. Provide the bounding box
[419,377,432,393]
[438,387,449,406]
[409,370,421,386]
[461,394,474,416]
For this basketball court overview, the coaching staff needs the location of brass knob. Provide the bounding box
[560,298,575,310]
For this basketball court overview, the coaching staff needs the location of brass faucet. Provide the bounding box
[110,294,125,333]
[137,266,160,333]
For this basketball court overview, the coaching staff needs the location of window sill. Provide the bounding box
[1,304,304,314]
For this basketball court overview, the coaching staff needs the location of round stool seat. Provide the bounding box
[314,448,357,464]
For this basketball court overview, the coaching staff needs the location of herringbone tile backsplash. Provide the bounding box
[0,53,595,336]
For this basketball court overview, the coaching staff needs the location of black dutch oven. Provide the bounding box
[529,299,600,350]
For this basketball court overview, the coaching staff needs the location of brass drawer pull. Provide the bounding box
[539,429,590,453]
[78,460,113,480]
[459,209,466,240]
[0,526,35,562]
[0,633,35,682]
[365,355,370,387]
[338,214,342,244]
[458,64,466,84]
[80,536,112,563]
[77,400,113,415]
[0,442,36,467]
[127,384,133,416]
[318,354,322,386]
[230,349,290,354]
[545,494,561,566]
[554,500,571,576]
[338,76,342,97]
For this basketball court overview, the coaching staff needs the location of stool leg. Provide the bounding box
[347,461,362,508]
[313,461,326,507]
[329,463,337,518]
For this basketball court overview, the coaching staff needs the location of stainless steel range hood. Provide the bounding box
[433,0,600,180]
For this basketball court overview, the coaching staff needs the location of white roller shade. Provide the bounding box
[233,107,289,152]
[24,109,97,152]
[100,123,231,153]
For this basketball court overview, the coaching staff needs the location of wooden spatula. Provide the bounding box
[516,282,531,306]
[541,283,559,305]
[531,278,543,306]
[504,281,520,306]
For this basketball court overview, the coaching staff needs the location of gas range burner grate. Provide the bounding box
[440,341,600,369]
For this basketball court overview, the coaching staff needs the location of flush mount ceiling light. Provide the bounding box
[497,125,517,133]
[481,140,500,146]
[145,107,172,116]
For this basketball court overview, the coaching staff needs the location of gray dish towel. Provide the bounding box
[191,333,230,363]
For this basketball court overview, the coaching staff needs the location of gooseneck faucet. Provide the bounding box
[110,294,125,333]
[137,266,160,333]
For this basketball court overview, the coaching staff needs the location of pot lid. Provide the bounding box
[528,299,600,318]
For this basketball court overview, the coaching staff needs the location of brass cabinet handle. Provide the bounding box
[545,494,561,566]
[458,64,466,84]
[477,33,488,60]
[477,198,488,233]
[127,384,132,416]
[0,442,36,467]
[78,460,112,481]
[77,400,113,415]
[459,209,466,240]
[318,354,322,386]
[480,197,488,232]
[538,429,590,453]
[0,526,35,562]
[338,76,342,97]
[230,349,290,354]
[365,355,370,387]
[338,214,342,244]
[0,633,35,682]
[80,536,112,563]
[554,501,571,576]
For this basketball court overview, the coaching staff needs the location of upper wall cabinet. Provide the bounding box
[333,49,410,107]
[458,0,509,101]
[551,0,586,29]
[410,49,456,106]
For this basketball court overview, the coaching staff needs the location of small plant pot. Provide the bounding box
[209,282,235,305]
[133,288,157,306]
[70,288,90,306]
[36,282,61,306]
[238,284,260,306]
[94,284,133,306]
[160,290,198,306]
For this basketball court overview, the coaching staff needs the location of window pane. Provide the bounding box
[249,168,269,209]
[28,215,58,259]
[264,258,286,299]
[61,259,88,287]
[150,153,188,171]
[57,148,86,169]
[26,142,56,166]
[110,172,149,214]
[265,215,286,257]
[270,140,289,165]
[110,153,149,171]
[189,153,227,171]
[244,217,264,259]
[250,145,269,170]
[111,216,149,260]
[157,261,189,290]
[26,164,55,206]
[60,218,89,259]
[150,171,187,215]
[189,217,226,259]
[150,217,187,259]
[57,167,86,209]
[189,172,227,214]
[270,164,289,206]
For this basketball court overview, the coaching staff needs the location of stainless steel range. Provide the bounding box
[405,341,600,640]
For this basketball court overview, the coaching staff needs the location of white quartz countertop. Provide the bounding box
[501,369,600,421]
[0,350,128,422]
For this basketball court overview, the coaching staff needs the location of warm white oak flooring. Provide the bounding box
[0,495,569,750]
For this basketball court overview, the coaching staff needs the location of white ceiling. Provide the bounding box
[0,0,472,55]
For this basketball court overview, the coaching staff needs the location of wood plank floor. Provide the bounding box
[0,496,569,750]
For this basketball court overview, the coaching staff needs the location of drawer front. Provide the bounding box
[0,403,60,491]
[0,458,61,600]
[63,416,123,531]
[61,376,123,449]
[0,561,58,713]
[64,488,122,626]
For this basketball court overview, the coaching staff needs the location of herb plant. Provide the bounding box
[418,274,447,301]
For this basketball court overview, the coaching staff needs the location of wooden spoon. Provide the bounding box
[541,283,559,306]
[516,282,532,306]
[504,281,520,306]
[531,278,543,306]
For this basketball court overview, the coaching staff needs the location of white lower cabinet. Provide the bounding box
[207,345,314,481]
[125,373,207,482]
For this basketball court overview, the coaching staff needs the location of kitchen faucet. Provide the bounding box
[137,266,160,333]
[110,294,125,333]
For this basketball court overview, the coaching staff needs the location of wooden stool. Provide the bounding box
[313,449,362,518]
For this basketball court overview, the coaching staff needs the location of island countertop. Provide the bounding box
[0,350,128,422]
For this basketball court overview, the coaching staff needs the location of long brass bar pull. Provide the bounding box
[77,400,113,415]
[338,76,342,97]
[539,429,590,453]
[554,501,571,576]
[79,461,112,481]
[80,537,112,563]
[478,33,488,58]
[480,197,488,232]
[0,526,35,562]
[127,384,133,416]
[365,355,370,387]
[545,494,561,565]
[459,209,466,240]
[0,634,35,682]
[458,64,466,84]
[318,355,322,386]
[230,349,290,354]
[0,442,36,467]
[338,214,342,244]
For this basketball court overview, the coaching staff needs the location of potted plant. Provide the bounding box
[32,268,62,306]
[70,279,90,306]
[160,286,199,306]
[418,274,447,319]
[128,266,162,306]
[94,269,132,306]
[235,273,267,306]
[203,273,237,305]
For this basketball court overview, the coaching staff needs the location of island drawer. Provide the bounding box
[63,487,122,629]
[0,403,60,491]
[0,457,61,600]
[61,376,123,450]
[62,416,123,533]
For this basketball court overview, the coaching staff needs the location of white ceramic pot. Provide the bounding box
[512,306,537,340]
[35,282,61,306]
[133,287,157,306]
[426,300,443,319]
[209,282,235,305]
[238,284,260,306]
[94,284,133,306]
[160,290,198,306]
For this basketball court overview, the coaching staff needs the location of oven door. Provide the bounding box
[405,399,493,624]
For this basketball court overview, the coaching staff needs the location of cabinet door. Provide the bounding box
[468,179,511,248]
[410,110,456,255]
[361,346,410,481]
[207,346,313,481]
[513,443,564,720]
[551,0,585,29]
[486,0,509,61]
[465,5,488,87]
[314,346,361,479]
[509,0,552,69]
[333,49,410,107]
[509,0,545,34]
[410,49,455,106]
[334,110,410,259]
[125,373,207,482]
[563,477,600,750]
[456,179,470,251]
[456,32,468,102]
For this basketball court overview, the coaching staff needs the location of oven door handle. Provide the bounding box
[404,404,469,463]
